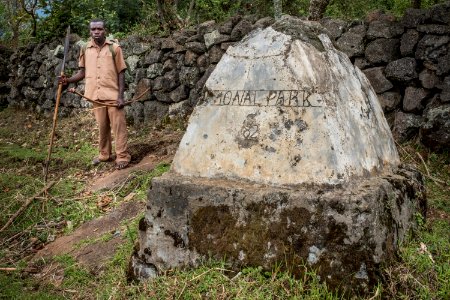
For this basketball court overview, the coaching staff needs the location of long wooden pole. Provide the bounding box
[43,81,64,183]
[43,26,70,183]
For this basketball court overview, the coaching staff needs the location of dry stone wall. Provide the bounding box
[2,2,449,150]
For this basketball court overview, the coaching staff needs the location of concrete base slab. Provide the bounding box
[130,165,425,293]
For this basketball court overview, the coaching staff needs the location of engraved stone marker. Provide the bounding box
[130,17,425,294]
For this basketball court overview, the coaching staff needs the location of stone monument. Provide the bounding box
[130,17,426,293]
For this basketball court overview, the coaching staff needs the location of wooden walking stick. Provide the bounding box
[44,26,71,183]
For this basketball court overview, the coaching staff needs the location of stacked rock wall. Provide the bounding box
[1,2,449,150]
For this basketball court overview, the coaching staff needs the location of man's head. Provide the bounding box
[89,19,106,45]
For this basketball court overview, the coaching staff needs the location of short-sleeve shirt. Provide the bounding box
[79,39,127,101]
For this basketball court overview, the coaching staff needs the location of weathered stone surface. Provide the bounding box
[336,25,366,58]
[400,29,419,56]
[363,67,393,93]
[198,20,216,36]
[419,69,439,89]
[365,38,400,64]
[367,20,404,39]
[385,57,418,82]
[320,18,347,40]
[415,35,450,61]
[439,76,450,102]
[402,8,430,28]
[204,30,231,49]
[417,24,450,34]
[231,19,253,41]
[185,42,206,54]
[160,38,177,50]
[354,57,371,70]
[429,2,450,25]
[144,100,169,123]
[174,24,399,186]
[179,66,200,87]
[252,17,275,30]
[420,104,450,151]
[131,167,425,294]
[169,84,189,103]
[135,79,152,102]
[208,45,224,64]
[146,63,162,79]
[436,53,450,76]
[144,49,163,66]
[393,111,423,142]
[378,91,401,112]
[403,86,429,112]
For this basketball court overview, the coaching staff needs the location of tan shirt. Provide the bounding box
[79,39,127,101]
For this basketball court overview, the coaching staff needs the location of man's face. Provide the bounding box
[89,21,106,43]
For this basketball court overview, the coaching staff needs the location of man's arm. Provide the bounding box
[59,68,85,85]
[117,70,125,108]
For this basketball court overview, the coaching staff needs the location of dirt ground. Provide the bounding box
[0,107,184,282]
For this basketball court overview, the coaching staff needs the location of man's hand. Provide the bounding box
[116,97,125,109]
[58,74,68,85]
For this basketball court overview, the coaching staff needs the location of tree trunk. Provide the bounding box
[411,0,421,9]
[273,0,282,20]
[308,0,330,21]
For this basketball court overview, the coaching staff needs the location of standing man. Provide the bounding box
[60,19,131,169]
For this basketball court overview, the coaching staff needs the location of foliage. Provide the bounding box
[2,0,449,46]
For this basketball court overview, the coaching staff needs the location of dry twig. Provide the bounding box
[0,181,55,233]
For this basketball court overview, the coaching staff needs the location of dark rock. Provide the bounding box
[439,76,450,102]
[144,100,169,122]
[378,91,401,112]
[185,42,206,54]
[365,38,400,64]
[400,29,420,56]
[420,104,450,151]
[335,25,366,58]
[252,17,275,30]
[129,102,145,125]
[204,30,231,49]
[184,51,198,67]
[419,69,439,89]
[221,42,235,51]
[208,45,224,64]
[402,8,430,28]
[393,111,423,142]
[385,57,418,82]
[429,2,450,25]
[197,54,210,73]
[135,79,152,101]
[363,67,393,93]
[197,20,216,36]
[437,53,450,76]
[169,84,189,103]
[230,19,253,41]
[144,49,163,66]
[219,20,234,35]
[154,91,172,103]
[320,18,347,40]
[179,66,200,87]
[403,86,429,112]
[162,59,177,73]
[146,63,163,79]
[415,35,450,61]
[131,168,425,295]
[134,68,147,84]
[186,34,203,43]
[161,38,177,51]
[417,24,450,35]
[367,21,404,39]
[354,57,371,70]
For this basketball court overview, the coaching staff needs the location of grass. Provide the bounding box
[0,107,449,299]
